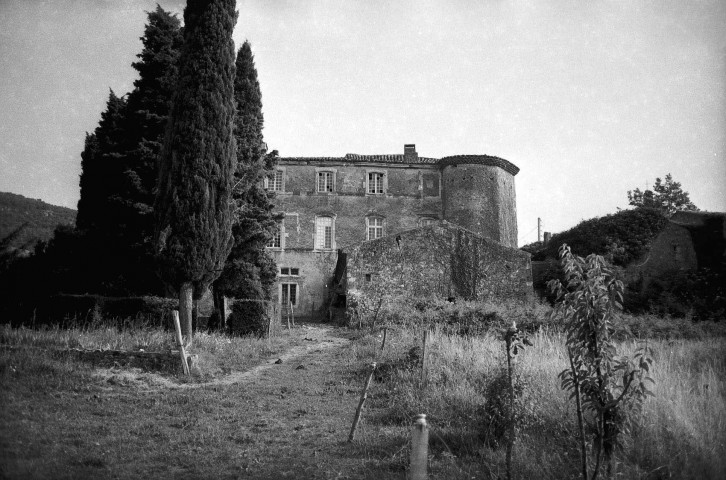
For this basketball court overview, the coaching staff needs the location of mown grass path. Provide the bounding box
[0,325,401,480]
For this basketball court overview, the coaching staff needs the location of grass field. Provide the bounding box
[1,308,725,479]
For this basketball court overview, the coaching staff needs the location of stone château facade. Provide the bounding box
[266,144,528,320]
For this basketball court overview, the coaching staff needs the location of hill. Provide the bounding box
[0,192,76,250]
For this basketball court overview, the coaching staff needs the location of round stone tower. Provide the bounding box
[439,155,520,248]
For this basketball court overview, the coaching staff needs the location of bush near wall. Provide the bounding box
[7,294,178,329]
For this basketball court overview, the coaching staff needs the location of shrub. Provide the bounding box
[227,299,269,337]
[549,244,654,479]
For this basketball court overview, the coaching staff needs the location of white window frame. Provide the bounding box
[366,216,384,240]
[314,216,335,250]
[317,170,335,193]
[280,267,300,276]
[264,169,284,192]
[267,220,283,249]
[365,169,387,195]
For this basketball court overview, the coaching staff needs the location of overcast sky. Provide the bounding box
[1,0,724,246]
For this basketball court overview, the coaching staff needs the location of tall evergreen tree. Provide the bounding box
[76,90,128,232]
[154,0,237,341]
[73,7,182,295]
[212,41,279,332]
[122,6,183,243]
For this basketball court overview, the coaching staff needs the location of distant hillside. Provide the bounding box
[0,192,76,250]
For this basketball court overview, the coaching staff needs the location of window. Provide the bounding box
[367,217,384,240]
[317,171,334,192]
[281,283,297,307]
[368,172,384,194]
[265,170,283,191]
[280,267,300,276]
[315,216,333,249]
[267,222,282,248]
[420,217,437,226]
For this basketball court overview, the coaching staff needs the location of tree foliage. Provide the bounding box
[529,208,668,267]
[154,0,237,338]
[211,41,280,334]
[548,245,654,479]
[627,173,698,216]
[72,6,182,296]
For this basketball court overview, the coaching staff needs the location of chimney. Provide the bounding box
[404,144,418,163]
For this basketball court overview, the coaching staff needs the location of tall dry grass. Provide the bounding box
[0,322,303,379]
[362,317,726,479]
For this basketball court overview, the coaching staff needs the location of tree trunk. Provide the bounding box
[213,288,227,331]
[192,298,199,333]
[179,281,194,344]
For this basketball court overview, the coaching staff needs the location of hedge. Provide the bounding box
[6,294,178,329]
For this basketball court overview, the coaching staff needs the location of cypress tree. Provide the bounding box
[74,7,183,296]
[212,41,280,333]
[154,0,237,341]
[76,90,128,232]
[115,6,183,294]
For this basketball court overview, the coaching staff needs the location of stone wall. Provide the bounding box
[346,222,533,304]
[441,163,518,248]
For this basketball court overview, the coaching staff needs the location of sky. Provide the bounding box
[1,0,724,246]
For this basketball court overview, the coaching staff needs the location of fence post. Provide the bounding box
[348,362,377,442]
[421,330,429,383]
[172,310,190,375]
[410,414,428,480]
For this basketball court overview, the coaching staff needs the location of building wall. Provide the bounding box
[273,162,443,250]
[441,164,518,248]
[267,152,523,320]
[270,249,338,321]
[626,222,698,289]
[346,223,533,303]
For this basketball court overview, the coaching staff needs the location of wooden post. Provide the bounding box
[172,310,190,375]
[348,362,376,442]
[409,414,429,480]
[421,330,429,383]
[380,326,388,352]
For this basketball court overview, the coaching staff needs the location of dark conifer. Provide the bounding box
[154,0,237,340]
[212,41,279,333]
[76,91,127,232]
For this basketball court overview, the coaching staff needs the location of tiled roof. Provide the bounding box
[280,157,347,163]
[280,153,520,175]
[343,154,439,164]
[438,155,520,176]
